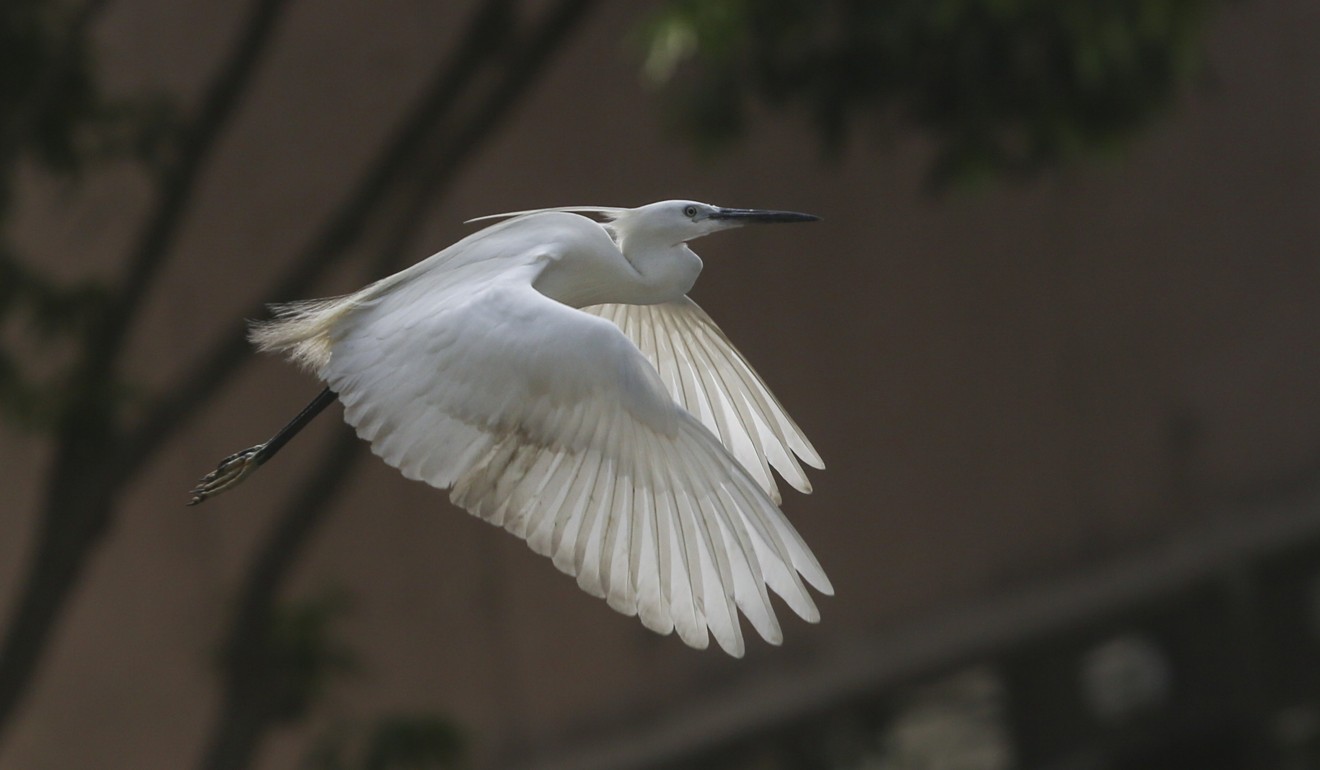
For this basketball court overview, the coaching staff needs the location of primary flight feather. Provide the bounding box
[191,199,831,657]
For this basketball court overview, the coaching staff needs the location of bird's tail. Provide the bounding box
[248,295,356,373]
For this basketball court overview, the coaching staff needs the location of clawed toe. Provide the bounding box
[188,445,266,505]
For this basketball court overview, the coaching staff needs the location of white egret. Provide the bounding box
[190,200,831,656]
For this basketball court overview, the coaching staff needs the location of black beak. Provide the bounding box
[708,208,820,224]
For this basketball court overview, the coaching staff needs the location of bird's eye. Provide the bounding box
[683,205,698,218]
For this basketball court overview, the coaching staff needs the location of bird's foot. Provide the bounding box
[188,444,267,505]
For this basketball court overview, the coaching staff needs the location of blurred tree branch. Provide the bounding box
[196,1,597,768]
[0,0,295,743]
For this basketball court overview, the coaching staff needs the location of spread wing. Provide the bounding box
[583,299,823,504]
[319,266,832,656]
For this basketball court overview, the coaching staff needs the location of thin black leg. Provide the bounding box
[188,387,338,505]
[253,386,337,465]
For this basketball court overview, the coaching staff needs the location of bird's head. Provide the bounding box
[610,200,819,247]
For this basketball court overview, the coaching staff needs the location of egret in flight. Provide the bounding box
[190,200,831,656]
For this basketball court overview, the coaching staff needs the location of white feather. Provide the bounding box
[584,300,823,502]
[464,205,625,225]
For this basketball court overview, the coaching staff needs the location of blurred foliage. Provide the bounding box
[0,242,112,430]
[219,589,467,770]
[0,0,101,182]
[0,0,178,183]
[222,591,360,723]
[303,715,466,770]
[260,593,467,770]
[640,0,1224,187]
[0,0,178,431]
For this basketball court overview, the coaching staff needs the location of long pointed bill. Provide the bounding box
[708,208,820,224]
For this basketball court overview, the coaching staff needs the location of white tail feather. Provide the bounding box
[248,295,357,372]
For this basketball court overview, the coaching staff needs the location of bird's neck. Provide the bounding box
[617,238,703,304]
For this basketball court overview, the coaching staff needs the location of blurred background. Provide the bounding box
[2,0,1319,768]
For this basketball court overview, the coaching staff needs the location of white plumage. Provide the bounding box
[246,200,831,656]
